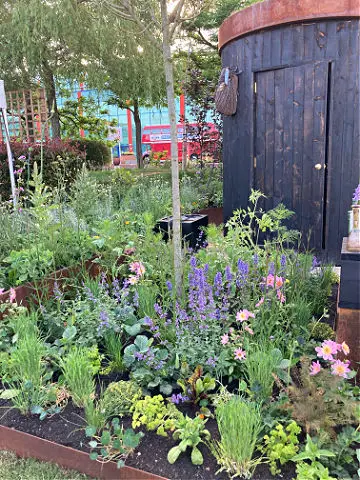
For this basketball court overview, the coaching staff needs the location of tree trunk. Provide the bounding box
[42,64,61,139]
[160,0,183,297]
[133,99,143,169]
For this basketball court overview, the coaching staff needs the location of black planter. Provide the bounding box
[156,214,208,250]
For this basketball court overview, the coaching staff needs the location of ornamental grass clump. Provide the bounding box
[245,346,282,401]
[59,347,95,408]
[210,397,263,479]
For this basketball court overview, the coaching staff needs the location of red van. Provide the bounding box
[141,123,219,162]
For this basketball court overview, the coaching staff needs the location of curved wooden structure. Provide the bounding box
[219,0,360,260]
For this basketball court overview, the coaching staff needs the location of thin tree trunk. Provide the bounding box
[133,99,143,169]
[160,0,182,297]
[42,64,61,139]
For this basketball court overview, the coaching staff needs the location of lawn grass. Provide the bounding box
[0,451,94,480]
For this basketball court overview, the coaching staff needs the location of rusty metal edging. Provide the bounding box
[0,425,168,480]
[218,0,360,51]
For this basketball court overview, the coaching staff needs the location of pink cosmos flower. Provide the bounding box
[234,348,246,361]
[323,340,340,355]
[221,334,229,345]
[309,361,321,376]
[0,288,5,295]
[341,341,350,355]
[266,274,275,288]
[315,343,334,361]
[255,297,264,308]
[275,276,284,289]
[128,275,139,285]
[331,359,351,378]
[9,288,16,303]
[236,309,255,322]
[276,290,286,303]
[244,325,254,335]
[129,261,145,276]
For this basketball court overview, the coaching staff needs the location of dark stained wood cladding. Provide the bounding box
[221,19,360,261]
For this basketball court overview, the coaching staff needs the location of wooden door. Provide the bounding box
[254,61,330,251]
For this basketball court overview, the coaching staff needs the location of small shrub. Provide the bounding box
[132,394,183,436]
[73,139,111,169]
[100,380,142,418]
[245,347,282,401]
[308,322,335,342]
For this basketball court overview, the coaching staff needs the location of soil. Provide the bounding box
[0,396,296,480]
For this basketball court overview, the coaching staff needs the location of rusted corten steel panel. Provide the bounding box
[0,425,168,480]
[218,0,360,50]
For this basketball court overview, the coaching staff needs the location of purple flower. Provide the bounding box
[214,272,223,297]
[268,262,275,275]
[352,184,360,204]
[225,265,232,282]
[236,259,249,288]
[84,286,97,303]
[18,155,26,160]
[143,316,154,328]
[170,393,189,404]
[312,256,321,269]
[206,356,217,367]
[190,256,197,268]
[99,310,109,322]
[166,280,172,291]
[280,254,287,271]
[253,254,259,266]
[53,281,63,303]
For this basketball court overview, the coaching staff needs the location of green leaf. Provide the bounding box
[124,323,141,336]
[89,452,98,461]
[63,325,77,340]
[0,389,19,399]
[167,446,182,464]
[30,405,43,415]
[89,440,98,449]
[85,426,97,437]
[101,430,111,446]
[279,359,291,369]
[123,429,142,449]
[191,446,203,465]
[134,335,149,353]
[159,383,173,395]
[117,460,125,468]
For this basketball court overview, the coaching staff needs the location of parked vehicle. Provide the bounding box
[141,123,219,162]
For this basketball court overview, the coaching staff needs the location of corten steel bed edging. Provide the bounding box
[218,0,360,50]
[0,425,168,480]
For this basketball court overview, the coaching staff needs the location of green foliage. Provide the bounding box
[167,415,211,466]
[2,322,52,414]
[210,398,263,479]
[293,435,336,480]
[316,426,360,479]
[103,331,124,373]
[177,365,216,408]
[59,347,95,407]
[74,139,112,169]
[259,421,301,475]
[86,417,143,468]
[84,398,107,431]
[284,357,358,435]
[132,394,183,437]
[308,322,335,342]
[245,347,283,402]
[100,381,142,418]
[4,247,54,286]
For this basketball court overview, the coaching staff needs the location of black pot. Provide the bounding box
[155,214,208,250]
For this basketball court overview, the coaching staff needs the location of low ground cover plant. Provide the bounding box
[0,179,358,479]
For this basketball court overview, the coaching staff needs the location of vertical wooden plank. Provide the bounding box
[314,22,328,60]
[292,65,305,240]
[303,23,316,61]
[281,25,293,65]
[255,71,267,195]
[252,31,264,71]
[262,30,272,69]
[282,67,295,219]
[311,62,328,250]
[271,28,282,67]
[273,68,285,205]
[264,70,275,212]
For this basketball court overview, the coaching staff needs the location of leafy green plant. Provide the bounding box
[100,380,142,418]
[4,246,54,286]
[167,415,211,466]
[86,417,143,468]
[84,398,107,431]
[259,421,301,475]
[292,435,336,480]
[209,397,263,479]
[132,394,183,437]
[177,365,216,409]
[59,347,95,407]
[316,426,360,478]
[308,321,335,342]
